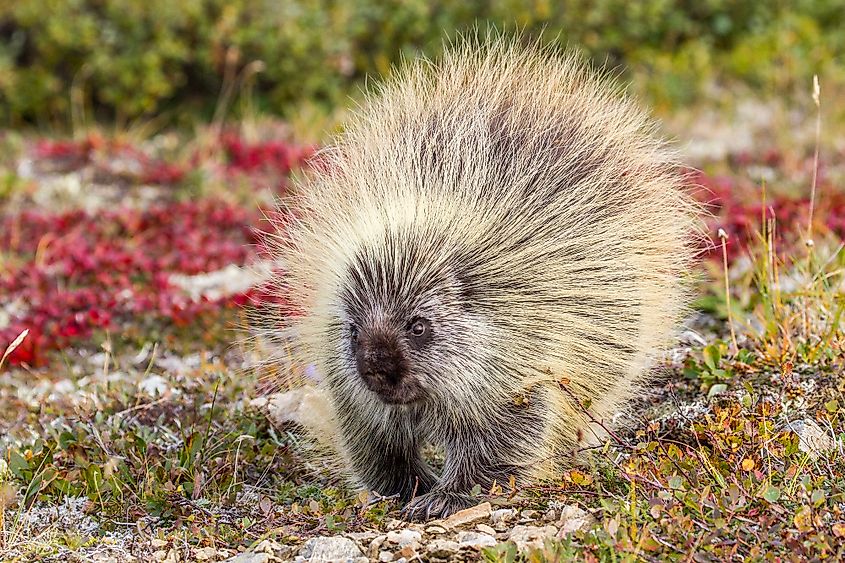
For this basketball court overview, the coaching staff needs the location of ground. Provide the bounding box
[0,99,844,562]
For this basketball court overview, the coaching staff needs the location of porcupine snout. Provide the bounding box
[354,329,422,404]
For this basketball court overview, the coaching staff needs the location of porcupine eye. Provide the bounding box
[406,317,432,349]
[349,324,359,346]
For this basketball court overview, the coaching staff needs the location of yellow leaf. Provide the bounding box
[741,458,754,471]
[793,506,813,533]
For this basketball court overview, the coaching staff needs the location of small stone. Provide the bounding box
[367,535,388,559]
[386,528,422,548]
[543,509,557,521]
[396,545,417,559]
[556,504,597,536]
[425,539,461,558]
[520,509,537,520]
[345,531,380,543]
[152,551,168,562]
[221,552,269,563]
[378,551,393,562]
[437,501,492,529]
[785,419,836,459]
[456,531,497,548]
[194,547,218,561]
[255,539,283,554]
[476,523,497,535]
[299,536,363,562]
[425,525,447,535]
[490,508,516,525]
[508,524,558,550]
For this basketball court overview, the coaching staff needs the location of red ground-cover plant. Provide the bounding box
[692,168,845,257]
[221,134,316,175]
[35,134,187,185]
[0,133,318,367]
[0,200,262,366]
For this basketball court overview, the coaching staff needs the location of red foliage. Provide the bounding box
[0,201,259,366]
[222,134,316,175]
[692,168,845,258]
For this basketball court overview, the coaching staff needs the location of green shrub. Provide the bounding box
[0,0,842,126]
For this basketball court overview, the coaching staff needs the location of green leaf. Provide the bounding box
[668,475,684,490]
[703,344,721,371]
[707,383,728,398]
[736,349,755,364]
[762,486,780,503]
[8,449,29,479]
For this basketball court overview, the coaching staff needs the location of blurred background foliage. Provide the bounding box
[1,0,843,127]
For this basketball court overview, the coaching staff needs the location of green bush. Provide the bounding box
[0,0,842,126]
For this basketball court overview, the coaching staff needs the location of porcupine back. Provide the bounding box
[268,35,700,475]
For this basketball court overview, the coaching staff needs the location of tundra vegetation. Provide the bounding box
[0,3,844,561]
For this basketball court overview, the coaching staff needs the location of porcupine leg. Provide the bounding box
[402,398,547,521]
[340,407,437,502]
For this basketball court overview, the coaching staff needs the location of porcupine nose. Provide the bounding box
[355,331,407,390]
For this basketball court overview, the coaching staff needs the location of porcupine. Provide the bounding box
[264,34,700,520]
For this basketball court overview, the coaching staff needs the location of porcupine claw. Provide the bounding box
[400,490,476,522]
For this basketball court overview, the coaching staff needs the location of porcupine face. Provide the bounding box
[335,237,468,406]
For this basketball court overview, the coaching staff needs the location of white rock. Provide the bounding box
[475,523,496,536]
[456,531,497,548]
[490,508,516,525]
[299,536,364,562]
[222,552,269,563]
[508,524,558,551]
[425,539,460,558]
[194,547,218,561]
[378,551,393,562]
[557,504,597,536]
[785,419,836,459]
[435,502,491,529]
[386,529,422,548]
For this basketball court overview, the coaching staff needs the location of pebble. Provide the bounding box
[367,535,387,559]
[299,536,364,562]
[378,551,393,562]
[194,547,219,561]
[456,531,497,548]
[425,525,447,535]
[476,523,497,536]
[557,504,597,536]
[437,502,492,529]
[396,545,417,559]
[425,539,461,558]
[785,419,837,459]
[491,508,516,525]
[386,528,422,548]
[222,552,269,563]
[508,524,558,550]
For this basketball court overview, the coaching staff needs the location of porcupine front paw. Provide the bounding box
[400,490,476,521]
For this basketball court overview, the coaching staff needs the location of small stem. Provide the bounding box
[806,75,821,247]
[719,229,739,353]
